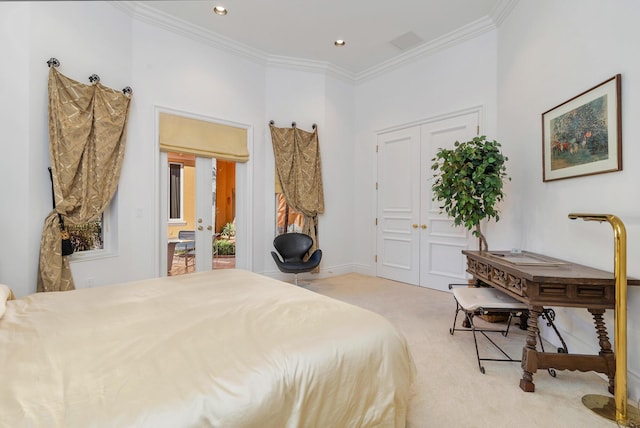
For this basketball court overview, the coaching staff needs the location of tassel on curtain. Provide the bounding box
[269,122,324,269]
[37,60,132,292]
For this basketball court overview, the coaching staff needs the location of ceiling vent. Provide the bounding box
[389,31,424,51]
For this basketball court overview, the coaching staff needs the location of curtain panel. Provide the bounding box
[37,67,131,292]
[269,124,324,261]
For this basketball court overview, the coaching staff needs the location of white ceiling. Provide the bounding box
[121,0,516,79]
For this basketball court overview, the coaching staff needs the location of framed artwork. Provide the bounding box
[542,74,621,182]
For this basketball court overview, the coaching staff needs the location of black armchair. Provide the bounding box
[271,233,322,286]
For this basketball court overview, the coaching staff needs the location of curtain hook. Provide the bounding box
[269,120,275,126]
[122,86,133,96]
[312,123,317,130]
[89,74,100,84]
[46,58,60,68]
[292,122,296,128]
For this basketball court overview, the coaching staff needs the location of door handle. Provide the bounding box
[412,224,418,229]
[197,226,203,231]
[207,226,212,231]
[421,224,427,229]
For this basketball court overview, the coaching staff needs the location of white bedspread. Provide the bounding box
[0,269,415,427]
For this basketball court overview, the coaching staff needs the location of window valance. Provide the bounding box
[159,113,248,162]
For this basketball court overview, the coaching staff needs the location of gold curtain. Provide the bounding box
[37,67,131,292]
[269,123,324,261]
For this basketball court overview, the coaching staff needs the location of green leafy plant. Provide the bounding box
[221,222,235,239]
[431,135,509,251]
[213,238,235,256]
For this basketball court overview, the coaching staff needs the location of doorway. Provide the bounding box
[376,109,481,291]
[165,153,237,276]
[157,109,251,277]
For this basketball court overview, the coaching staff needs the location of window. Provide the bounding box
[275,193,304,235]
[67,196,118,260]
[67,218,103,251]
[169,162,184,222]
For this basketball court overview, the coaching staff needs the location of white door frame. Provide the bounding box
[155,106,253,276]
[374,105,484,284]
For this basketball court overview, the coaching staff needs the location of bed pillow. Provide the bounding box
[0,284,12,319]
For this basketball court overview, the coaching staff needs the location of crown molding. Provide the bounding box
[112,2,269,66]
[490,0,520,26]
[354,16,497,83]
[112,0,519,85]
[266,56,356,82]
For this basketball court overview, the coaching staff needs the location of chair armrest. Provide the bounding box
[308,249,322,265]
[271,251,283,265]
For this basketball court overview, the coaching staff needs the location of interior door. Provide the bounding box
[376,127,421,285]
[193,156,215,271]
[419,112,479,291]
[375,110,480,289]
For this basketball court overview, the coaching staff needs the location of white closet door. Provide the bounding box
[375,110,481,289]
[420,112,479,291]
[376,127,421,285]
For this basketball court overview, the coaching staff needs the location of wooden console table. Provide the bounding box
[462,250,640,393]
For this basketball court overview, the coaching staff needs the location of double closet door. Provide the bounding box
[376,111,480,291]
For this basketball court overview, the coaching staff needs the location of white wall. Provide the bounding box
[0,1,134,297]
[0,3,31,295]
[497,0,640,400]
[264,67,356,280]
[0,1,356,297]
[122,17,266,281]
[353,31,502,274]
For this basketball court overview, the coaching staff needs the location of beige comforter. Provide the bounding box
[0,270,415,427]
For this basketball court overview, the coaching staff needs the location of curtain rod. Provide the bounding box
[46,57,133,96]
[269,120,316,130]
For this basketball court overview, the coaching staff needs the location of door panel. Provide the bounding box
[193,157,215,272]
[376,127,420,285]
[420,112,479,291]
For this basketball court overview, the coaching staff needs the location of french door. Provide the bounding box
[376,110,480,291]
[161,153,215,274]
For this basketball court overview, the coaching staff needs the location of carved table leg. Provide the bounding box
[589,308,615,394]
[520,305,543,392]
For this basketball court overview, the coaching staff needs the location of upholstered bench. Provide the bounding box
[449,285,528,374]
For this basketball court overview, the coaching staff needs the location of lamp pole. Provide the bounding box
[568,213,638,426]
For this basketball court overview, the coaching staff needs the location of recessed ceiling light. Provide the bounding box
[334,40,346,47]
[213,6,228,16]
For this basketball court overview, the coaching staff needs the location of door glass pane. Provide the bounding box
[167,152,196,276]
[213,159,236,269]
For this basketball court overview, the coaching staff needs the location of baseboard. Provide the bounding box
[261,263,367,283]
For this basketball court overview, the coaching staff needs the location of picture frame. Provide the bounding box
[542,74,621,182]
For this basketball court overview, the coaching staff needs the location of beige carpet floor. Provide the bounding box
[304,273,629,428]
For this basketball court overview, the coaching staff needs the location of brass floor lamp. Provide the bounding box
[568,213,639,426]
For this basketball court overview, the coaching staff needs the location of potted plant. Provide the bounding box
[431,135,509,252]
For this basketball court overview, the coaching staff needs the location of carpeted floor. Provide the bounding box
[304,273,625,428]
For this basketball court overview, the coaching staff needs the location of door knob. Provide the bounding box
[197,226,203,231]
[207,225,212,231]
[421,224,427,229]
[412,224,418,229]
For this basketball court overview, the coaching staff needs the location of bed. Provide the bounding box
[0,269,415,427]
